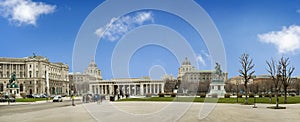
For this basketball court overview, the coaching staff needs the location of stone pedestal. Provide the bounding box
[209,79,226,98]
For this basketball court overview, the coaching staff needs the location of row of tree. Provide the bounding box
[239,53,295,107]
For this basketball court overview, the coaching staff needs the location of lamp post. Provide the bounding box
[236,83,239,103]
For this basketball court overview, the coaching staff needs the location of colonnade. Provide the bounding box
[90,82,165,96]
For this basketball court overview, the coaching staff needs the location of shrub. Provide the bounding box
[200,93,206,98]
[20,93,26,99]
[238,94,243,98]
[125,94,129,98]
[249,93,255,98]
[264,94,270,97]
[258,94,263,98]
[278,94,281,97]
[145,94,152,97]
[224,93,231,98]
[158,93,164,97]
[171,93,177,97]
[271,94,275,97]
[211,93,218,98]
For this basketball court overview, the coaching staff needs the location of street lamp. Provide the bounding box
[236,83,239,103]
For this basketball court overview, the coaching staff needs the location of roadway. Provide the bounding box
[0,99,81,117]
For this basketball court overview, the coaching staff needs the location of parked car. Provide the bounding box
[40,94,48,98]
[26,94,34,98]
[53,95,63,102]
[0,97,6,102]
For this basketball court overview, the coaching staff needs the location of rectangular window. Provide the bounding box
[36,71,39,77]
[29,71,32,78]
[218,86,221,90]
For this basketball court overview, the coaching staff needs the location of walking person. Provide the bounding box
[72,94,75,106]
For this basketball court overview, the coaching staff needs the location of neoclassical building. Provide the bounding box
[69,60,102,95]
[178,57,228,82]
[0,55,69,97]
[89,77,165,96]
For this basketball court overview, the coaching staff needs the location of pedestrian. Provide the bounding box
[72,95,75,106]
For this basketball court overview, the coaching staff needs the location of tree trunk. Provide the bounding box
[245,84,248,104]
[276,89,279,108]
[284,87,287,104]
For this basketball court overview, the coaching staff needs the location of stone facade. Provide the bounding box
[89,77,165,96]
[178,57,228,82]
[69,60,102,95]
[0,56,69,97]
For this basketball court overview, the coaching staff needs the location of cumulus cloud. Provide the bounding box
[258,25,300,54]
[95,11,154,42]
[196,54,206,66]
[0,0,56,26]
[196,50,211,67]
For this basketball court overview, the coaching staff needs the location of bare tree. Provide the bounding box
[239,53,255,104]
[266,59,282,108]
[279,57,295,104]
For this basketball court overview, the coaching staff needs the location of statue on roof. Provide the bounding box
[33,53,36,58]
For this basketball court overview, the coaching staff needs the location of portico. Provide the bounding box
[89,78,164,96]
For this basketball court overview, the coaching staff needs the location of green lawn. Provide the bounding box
[16,98,50,102]
[117,96,300,104]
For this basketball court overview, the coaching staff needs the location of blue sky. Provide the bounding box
[1,0,300,79]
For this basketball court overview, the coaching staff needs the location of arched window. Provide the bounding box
[0,83,3,92]
[20,84,24,92]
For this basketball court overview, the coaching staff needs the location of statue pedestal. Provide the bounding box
[209,79,226,98]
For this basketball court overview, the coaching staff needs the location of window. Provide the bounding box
[36,71,38,77]
[7,71,9,78]
[0,71,2,78]
[20,72,22,78]
[29,71,32,78]
[218,86,221,90]
[0,83,3,92]
[30,64,31,68]
[20,84,23,92]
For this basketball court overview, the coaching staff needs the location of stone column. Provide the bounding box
[145,84,148,94]
[150,84,152,94]
[154,84,156,94]
[140,84,144,95]
[104,85,107,95]
[128,85,131,95]
[135,84,137,95]
[161,83,165,93]
[101,85,104,94]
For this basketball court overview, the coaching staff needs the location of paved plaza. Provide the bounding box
[0,100,299,122]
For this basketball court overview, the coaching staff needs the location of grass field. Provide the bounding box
[117,96,300,104]
[16,98,50,102]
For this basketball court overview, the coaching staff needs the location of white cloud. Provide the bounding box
[258,25,300,54]
[0,0,56,26]
[196,54,206,66]
[297,9,300,14]
[95,11,154,42]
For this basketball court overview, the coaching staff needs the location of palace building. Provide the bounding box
[84,60,165,96]
[0,55,69,97]
[178,57,228,82]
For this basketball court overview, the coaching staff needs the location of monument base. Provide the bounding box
[208,79,226,98]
